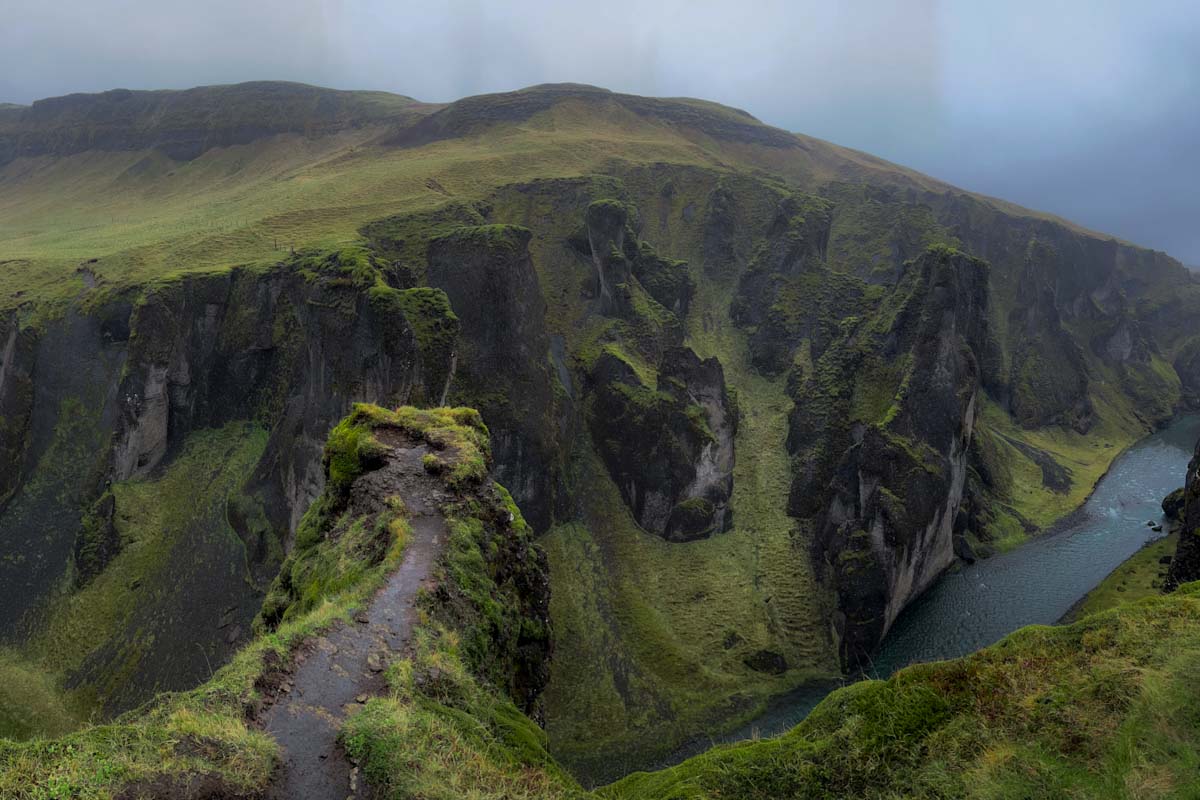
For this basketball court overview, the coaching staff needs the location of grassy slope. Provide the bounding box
[604,584,1200,800]
[0,422,268,739]
[1065,533,1178,623]
[0,100,715,308]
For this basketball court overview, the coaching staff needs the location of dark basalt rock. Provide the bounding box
[728,192,869,375]
[585,200,637,318]
[0,256,455,676]
[426,224,569,532]
[0,313,37,510]
[586,345,736,542]
[1006,241,1093,432]
[581,199,694,321]
[793,246,999,671]
[1173,336,1200,409]
[1163,486,1186,520]
[73,491,119,588]
[1166,441,1200,591]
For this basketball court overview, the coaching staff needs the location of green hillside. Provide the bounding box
[3,81,1200,787]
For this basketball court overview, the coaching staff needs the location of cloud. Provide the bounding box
[0,0,1196,262]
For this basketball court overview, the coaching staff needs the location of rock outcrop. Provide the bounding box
[426,224,568,532]
[1166,439,1200,591]
[586,346,736,541]
[729,192,864,375]
[1005,241,1093,432]
[581,199,694,322]
[791,246,1000,669]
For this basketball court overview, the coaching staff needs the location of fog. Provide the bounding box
[2,0,1197,263]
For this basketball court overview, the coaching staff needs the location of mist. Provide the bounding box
[2,0,1197,263]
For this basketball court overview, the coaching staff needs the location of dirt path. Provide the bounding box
[261,438,449,800]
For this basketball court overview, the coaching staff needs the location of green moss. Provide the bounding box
[1065,532,1178,622]
[602,584,1200,800]
[428,224,532,258]
[15,423,269,726]
[360,201,488,274]
[341,624,581,800]
[0,650,79,741]
[323,415,389,499]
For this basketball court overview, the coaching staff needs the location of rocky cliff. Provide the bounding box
[425,224,569,532]
[4,81,1200,773]
[1166,439,1200,590]
[0,249,457,714]
[790,247,1000,669]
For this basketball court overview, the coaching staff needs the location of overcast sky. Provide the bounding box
[2,0,1198,264]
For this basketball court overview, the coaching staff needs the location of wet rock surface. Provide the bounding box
[586,346,736,541]
[260,438,448,800]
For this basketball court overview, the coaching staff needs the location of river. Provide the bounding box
[657,414,1200,766]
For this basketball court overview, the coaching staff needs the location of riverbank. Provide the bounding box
[1061,531,1178,623]
[670,414,1200,764]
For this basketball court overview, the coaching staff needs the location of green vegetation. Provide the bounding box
[342,624,581,800]
[0,404,524,798]
[2,423,268,736]
[340,476,563,798]
[0,651,78,741]
[5,80,1200,798]
[540,271,837,778]
[603,583,1200,799]
[264,404,490,624]
[0,589,328,799]
[1065,533,1179,622]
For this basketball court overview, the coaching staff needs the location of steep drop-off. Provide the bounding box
[0,404,558,799]
[0,249,457,721]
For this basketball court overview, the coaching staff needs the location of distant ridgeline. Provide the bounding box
[2,80,1200,781]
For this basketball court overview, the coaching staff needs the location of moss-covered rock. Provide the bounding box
[790,246,1000,669]
[1166,438,1200,591]
[585,345,736,541]
[426,223,568,532]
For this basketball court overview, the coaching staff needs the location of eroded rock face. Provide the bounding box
[0,313,37,508]
[791,247,999,670]
[585,200,636,318]
[1166,440,1200,591]
[426,225,568,532]
[0,259,455,643]
[1006,242,1093,432]
[111,264,446,541]
[729,193,864,375]
[581,199,694,322]
[587,346,736,541]
[1173,336,1200,409]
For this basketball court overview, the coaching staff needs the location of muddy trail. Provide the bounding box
[260,436,451,800]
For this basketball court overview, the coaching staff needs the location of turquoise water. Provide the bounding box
[658,415,1200,765]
